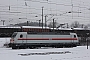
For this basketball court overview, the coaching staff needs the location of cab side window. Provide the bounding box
[74,35,76,38]
[20,34,23,38]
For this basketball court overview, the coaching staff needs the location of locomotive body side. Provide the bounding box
[10,32,79,49]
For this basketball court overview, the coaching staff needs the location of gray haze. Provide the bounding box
[0,0,90,25]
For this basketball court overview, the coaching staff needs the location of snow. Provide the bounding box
[0,38,10,47]
[0,38,90,60]
[73,28,86,30]
[57,28,73,30]
[22,26,50,29]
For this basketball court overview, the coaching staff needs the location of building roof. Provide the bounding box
[0,25,20,28]
[22,26,50,29]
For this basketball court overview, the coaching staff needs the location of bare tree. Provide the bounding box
[71,21,80,28]
[84,25,88,29]
[48,21,58,28]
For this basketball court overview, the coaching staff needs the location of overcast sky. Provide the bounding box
[0,0,90,25]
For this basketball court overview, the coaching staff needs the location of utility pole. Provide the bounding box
[45,15,47,28]
[53,18,55,31]
[67,23,68,28]
[42,7,44,32]
[1,20,5,25]
[36,20,41,26]
[71,0,73,19]
[39,20,41,26]
[86,33,89,49]
[27,21,29,26]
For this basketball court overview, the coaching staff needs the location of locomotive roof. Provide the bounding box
[27,31,71,35]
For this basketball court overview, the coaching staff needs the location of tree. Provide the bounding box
[48,21,58,28]
[84,25,88,29]
[71,21,80,28]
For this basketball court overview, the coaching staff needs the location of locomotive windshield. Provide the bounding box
[11,32,17,38]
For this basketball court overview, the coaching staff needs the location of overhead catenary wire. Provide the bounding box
[0,0,90,25]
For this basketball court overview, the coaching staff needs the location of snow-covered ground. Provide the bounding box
[0,38,90,60]
[0,38,10,47]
